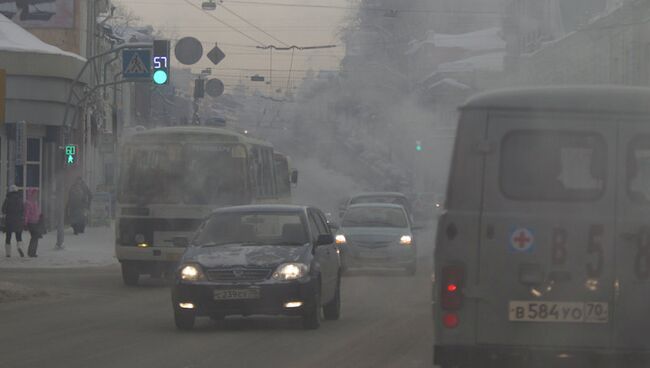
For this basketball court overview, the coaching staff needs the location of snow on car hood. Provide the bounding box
[191,244,309,268]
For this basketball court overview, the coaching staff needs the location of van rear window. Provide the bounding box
[500,130,606,201]
[628,136,650,203]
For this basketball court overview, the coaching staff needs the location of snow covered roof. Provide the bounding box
[406,27,505,55]
[0,14,84,60]
[427,78,471,92]
[103,22,154,44]
[437,52,505,73]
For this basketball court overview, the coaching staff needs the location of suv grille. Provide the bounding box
[206,267,273,282]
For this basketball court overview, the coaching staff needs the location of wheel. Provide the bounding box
[121,262,139,286]
[323,278,341,321]
[174,309,195,330]
[302,286,321,330]
[405,262,416,276]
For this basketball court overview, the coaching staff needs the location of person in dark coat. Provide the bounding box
[24,188,41,257]
[67,177,92,235]
[3,185,24,257]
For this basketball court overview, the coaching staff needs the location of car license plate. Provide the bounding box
[213,288,260,300]
[509,301,608,323]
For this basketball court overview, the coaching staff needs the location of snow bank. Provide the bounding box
[0,225,117,269]
[0,281,48,302]
[0,14,84,60]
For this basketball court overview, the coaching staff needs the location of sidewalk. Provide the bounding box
[0,224,117,269]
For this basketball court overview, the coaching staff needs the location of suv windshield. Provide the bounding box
[194,212,308,246]
[342,207,408,228]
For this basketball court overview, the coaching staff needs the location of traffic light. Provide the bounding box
[65,144,77,165]
[152,40,171,85]
[415,140,423,152]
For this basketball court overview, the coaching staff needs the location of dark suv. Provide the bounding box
[171,205,341,330]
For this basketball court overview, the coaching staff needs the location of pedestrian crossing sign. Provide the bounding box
[122,49,151,79]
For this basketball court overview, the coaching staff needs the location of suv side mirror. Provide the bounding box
[291,169,299,184]
[316,234,334,246]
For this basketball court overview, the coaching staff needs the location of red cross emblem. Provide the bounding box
[510,228,534,252]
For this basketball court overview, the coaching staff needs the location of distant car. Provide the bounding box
[336,203,417,275]
[338,192,413,220]
[172,205,341,330]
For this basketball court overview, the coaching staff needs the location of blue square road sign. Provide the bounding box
[122,49,152,79]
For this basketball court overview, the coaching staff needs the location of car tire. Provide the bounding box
[302,286,321,330]
[121,262,139,286]
[323,277,341,321]
[405,262,417,276]
[174,309,195,330]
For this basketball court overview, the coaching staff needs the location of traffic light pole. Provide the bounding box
[57,43,152,248]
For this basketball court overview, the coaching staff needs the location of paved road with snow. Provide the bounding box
[0,159,436,368]
[0,225,434,368]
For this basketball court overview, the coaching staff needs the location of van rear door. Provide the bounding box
[476,113,616,348]
[614,121,650,350]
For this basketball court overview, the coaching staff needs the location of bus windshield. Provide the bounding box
[120,144,248,205]
[120,145,184,204]
[183,145,248,205]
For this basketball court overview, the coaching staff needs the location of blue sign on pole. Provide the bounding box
[122,49,152,79]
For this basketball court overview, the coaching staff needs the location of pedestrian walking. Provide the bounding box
[2,185,24,257]
[67,177,91,235]
[24,188,41,257]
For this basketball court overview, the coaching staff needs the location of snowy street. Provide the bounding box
[0,226,435,368]
[0,225,117,269]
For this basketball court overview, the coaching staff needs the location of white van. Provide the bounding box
[434,86,650,367]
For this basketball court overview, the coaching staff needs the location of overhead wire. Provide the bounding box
[218,3,292,47]
[179,0,267,46]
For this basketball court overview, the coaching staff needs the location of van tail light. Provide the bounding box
[441,266,465,311]
[443,313,459,328]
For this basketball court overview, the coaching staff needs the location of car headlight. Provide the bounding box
[179,264,205,281]
[335,234,347,244]
[400,235,412,245]
[272,263,309,281]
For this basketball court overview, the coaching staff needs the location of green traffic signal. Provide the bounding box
[153,70,168,85]
[415,141,423,152]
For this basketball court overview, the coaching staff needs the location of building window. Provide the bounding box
[15,138,42,198]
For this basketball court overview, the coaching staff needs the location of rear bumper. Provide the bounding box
[172,278,317,317]
[116,245,185,263]
[341,246,415,268]
[434,345,650,366]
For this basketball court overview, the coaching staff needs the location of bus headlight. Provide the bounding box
[180,264,205,281]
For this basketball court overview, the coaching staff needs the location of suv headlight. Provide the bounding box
[179,263,206,281]
[272,263,309,281]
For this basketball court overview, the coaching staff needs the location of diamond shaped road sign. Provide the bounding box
[122,49,151,79]
[207,45,226,66]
